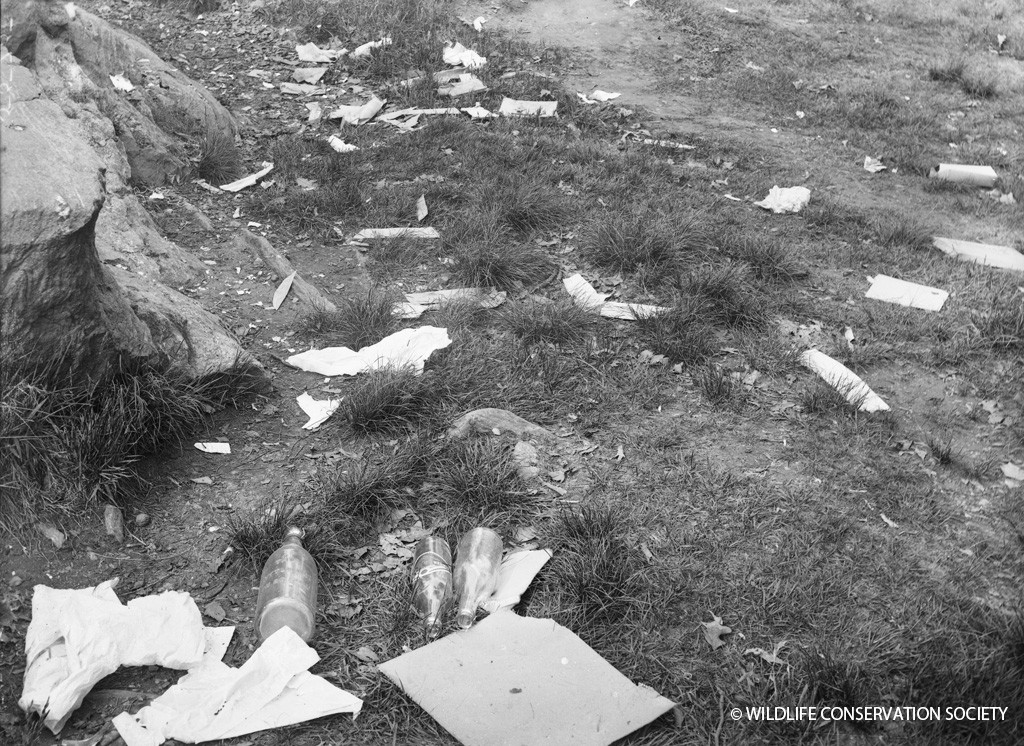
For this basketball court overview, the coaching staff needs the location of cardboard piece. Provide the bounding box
[754,185,810,213]
[292,67,327,84]
[378,612,675,746]
[18,581,212,733]
[932,237,1024,272]
[296,392,341,430]
[499,97,558,118]
[865,274,948,311]
[286,326,451,377]
[220,163,274,193]
[928,163,998,188]
[481,550,552,613]
[799,349,889,413]
[112,627,362,746]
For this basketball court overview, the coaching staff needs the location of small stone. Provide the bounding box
[104,505,125,543]
[135,512,151,527]
[9,575,23,587]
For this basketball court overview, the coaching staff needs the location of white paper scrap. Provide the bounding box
[928,163,998,188]
[327,135,359,153]
[328,96,385,125]
[499,97,558,118]
[600,301,667,320]
[754,185,810,213]
[800,349,889,412]
[441,74,488,97]
[473,16,486,31]
[305,102,323,122]
[589,90,621,102]
[272,271,297,310]
[461,105,495,119]
[109,74,134,92]
[296,42,345,63]
[482,549,552,613]
[443,41,487,68]
[220,163,273,193]
[863,156,886,173]
[563,273,609,310]
[353,36,392,58]
[112,627,362,746]
[1002,463,1024,482]
[932,237,1024,272]
[19,580,207,733]
[279,82,325,96]
[297,392,341,430]
[293,67,327,84]
[865,275,948,311]
[286,326,451,377]
[416,195,428,222]
[352,227,440,241]
[194,442,231,454]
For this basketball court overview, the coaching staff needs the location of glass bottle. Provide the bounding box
[411,536,453,639]
[255,526,317,643]
[452,527,502,629]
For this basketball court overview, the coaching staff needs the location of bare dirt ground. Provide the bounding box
[2,0,1023,744]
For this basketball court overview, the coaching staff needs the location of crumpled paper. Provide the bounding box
[297,392,341,430]
[286,326,451,377]
[113,626,363,746]
[19,580,209,733]
[443,41,486,68]
[754,185,811,213]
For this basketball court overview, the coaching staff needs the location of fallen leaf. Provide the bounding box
[204,601,227,622]
[702,615,732,650]
[354,646,379,662]
[191,476,214,485]
[272,271,297,310]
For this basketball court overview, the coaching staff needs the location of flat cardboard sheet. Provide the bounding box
[481,550,552,613]
[864,274,948,311]
[932,237,1024,272]
[379,612,675,746]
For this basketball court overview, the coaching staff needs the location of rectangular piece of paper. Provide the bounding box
[440,74,487,97]
[379,107,462,120]
[416,195,428,222]
[462,105,495,119]
[113,627,362,746]
[296,392,341,430]
[932,237,1024,272]
[194,442,231,454]
[499,97,558,118]
[220,163,273,193]
[600,301,667,320]
[110,74,134,92]
[352,227,440,241]
[481,549,552,613]
[379,612,675,746]
[404,288,505,309]
[799,349,889,412]
[286,326,451,377]
[865,274,948,311]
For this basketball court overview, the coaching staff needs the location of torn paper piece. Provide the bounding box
[297,393,341,430]
[306,102,322,122]
[932,237,1024,272]
[499,97,558,117]
[473,16,486,31]
[280,82,326,96]
[286,326,452,377]
[416,195,428,222]
[269,272,296,310]
[353,36,392,58]
[461,105,495,119]
[865,274,948,312]
[928,163,998,188]
[194,442,231,454]
[589,90,621,102]
[1002,463,1024,482]
[327,135,359,153]
[296,42,345,63]
[113,627,362,746]
[328,96,385,125]
[601,301,668,320]
[439,73,488,97]
[379,612,675,746]
[443,41,487,68]
[382,113,421,131]
[292,67,327,84]
[800,349,889,412]
[202,626,235,664]
[863,156,886,173]
[220,163,274,193]
[19,580,207,733]
[352,227,440,241]
[109,73,134,92]
[481,549,552,613]
[755,185,810,213]
[563,273,609,311]
[398,288,506,318]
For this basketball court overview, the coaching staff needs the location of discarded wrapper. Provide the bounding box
[439,73,488,97]
[379,612,675,746]
[280,82,325,96]
[220,163,274,193]
[109,73,134,92]
[800,349,889,412]
[588,89,620,102]
[286,326,451,377]
[292,67,327,84]
[928,163,998,188]
[863,156,886,173]
[864,274,948,312]
[296,392,341,430]
[754,185,810,213]
[113,627,362,746]
[932,237,1024,272]
[499,97,558,118]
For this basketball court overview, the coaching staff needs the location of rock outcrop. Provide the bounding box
[0,2,258,382]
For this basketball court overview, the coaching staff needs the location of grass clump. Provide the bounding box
[196,131,241,183]
[721,234,804,284]
[226,495,343,569]
[680,265,770,330]
[635,301,718,368]
[447,222,555,290]
[928,57,967,83]
[475,176,567,235]
[298,289,400,348]
[871,214,933,251]
[799,380,857,415]
[501,298,597,346]
[585,212,685,272]
[692,363,739,407]
[343,367,448,434]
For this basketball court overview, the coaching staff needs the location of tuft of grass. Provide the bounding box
[635,300,719,368]
[226,495,342,570]
[447,222,555,290]
[500,297,597,346]
[870,214,934,251]
[692,363,738,407]
[297,289,400,348]
[342,367,448,434]
[979,292,1024,351]
[928,57,967,83]
[364,235,428,283]
[680,265,770,330]
[799,380,858,415]
[475,176,568,235]
[196,131,241,184]
[585,212,684,272]
[959,70,998,99]
[720,234,804,284]
[927,435,959,466]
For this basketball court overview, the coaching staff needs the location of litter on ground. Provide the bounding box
[589,89,621,102]
[285,326,452,377]
[481,549,553,613]
[928,163,998,188]
[498,97,558,117]
[863,155,886,173]
[416,194,428,221]
[351,227,441,241]
[932,237,1024,272]
[292,67,327,84]
[296,42,345,62]
[327,135,359,153]
[296,392,341,430]
[194,442,231,454]
[438,73,488,97]
[864,274,948,311]
[799,349,890,412]
[279,82,325,96]
[443,41,486,68]
[563,274,667,320]
[305,102,322,122]
[113,627,362,746]
[378,611,675,746]
[352,36,391,58]
[220,162,274,193]
[396,287,506,318]
[109,73,134,92]
[328,96,385,125]
[754,185,811,213]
